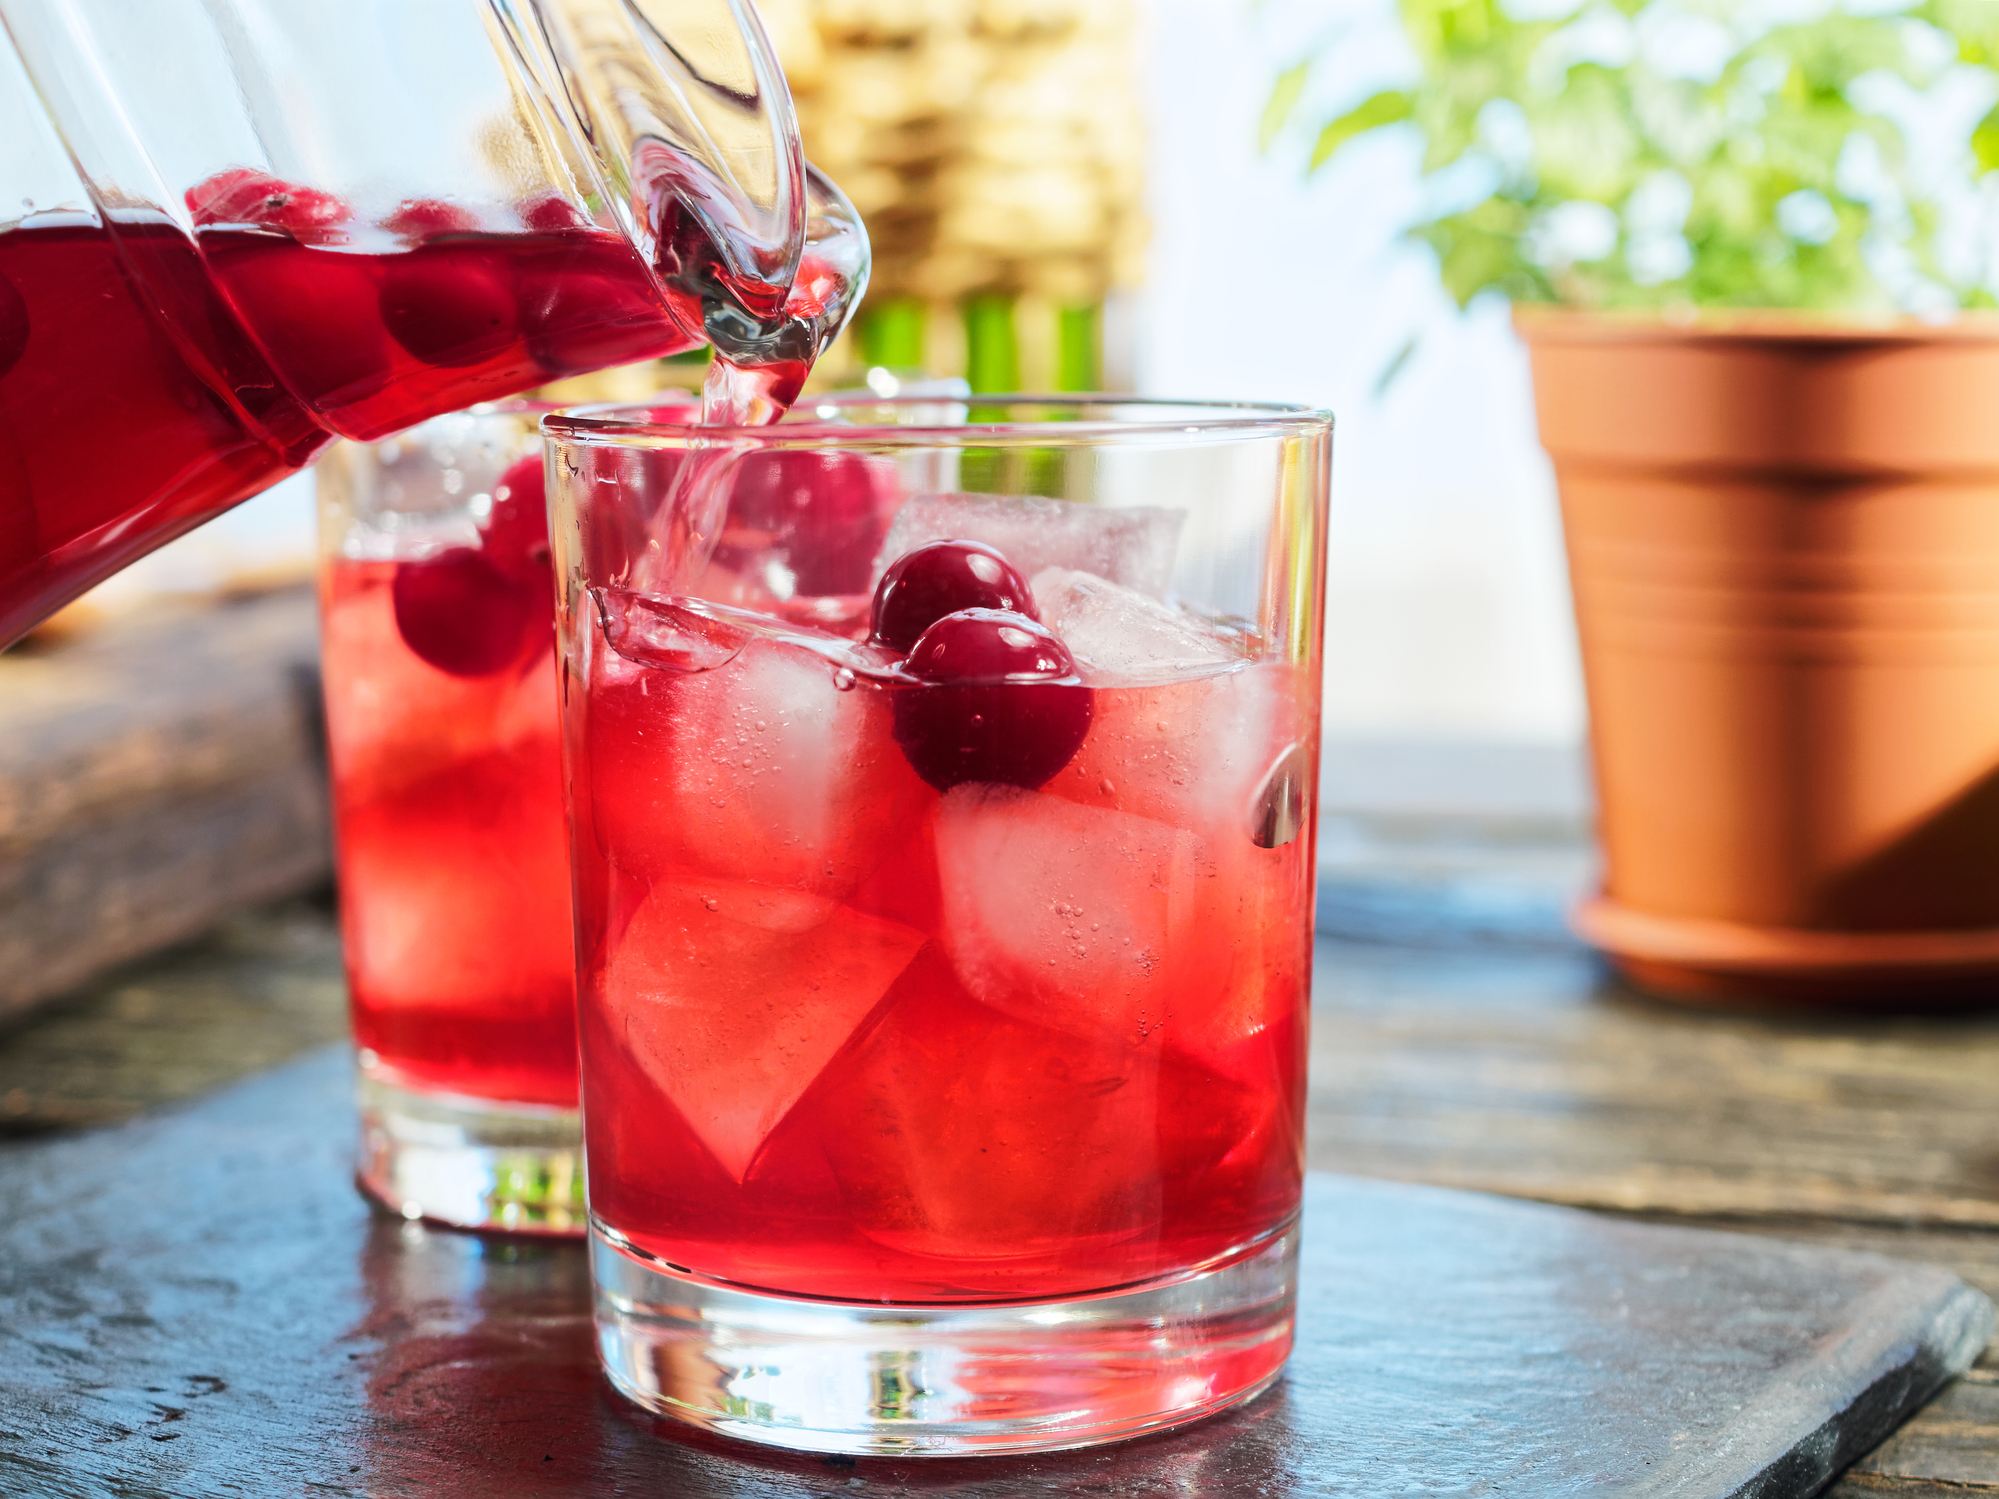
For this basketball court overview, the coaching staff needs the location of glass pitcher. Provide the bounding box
[0,0,867,646]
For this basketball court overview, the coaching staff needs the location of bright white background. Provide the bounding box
[1136,0,1583,744]
[112,0,1588,747]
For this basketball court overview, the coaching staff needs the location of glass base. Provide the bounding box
[355,1073,584,1235]
[592,1220,1298,1455]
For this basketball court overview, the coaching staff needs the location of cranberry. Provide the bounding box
[381,198,480,240]
[891,609,1092,790]
[392,548,541,677]
[519,243,685,377]
[0,270,27,381]
[378,244,518,368]
[718,449,892,598]
[522,194,592,234]
[203,234,387,407]
[185,168,349,235]
[482,453,553,584]
[870,540,1037,654]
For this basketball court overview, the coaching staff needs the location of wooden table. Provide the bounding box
[1,743,1994,1494]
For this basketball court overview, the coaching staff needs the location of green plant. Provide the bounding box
[1265,0,1999,312]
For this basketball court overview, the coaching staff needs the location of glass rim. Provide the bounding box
[540,393,1335,447]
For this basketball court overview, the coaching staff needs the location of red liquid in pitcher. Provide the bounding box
[0,184,702,645]
[201,224,698,442]
[573,533,1315,1302]
[0,215,329,644]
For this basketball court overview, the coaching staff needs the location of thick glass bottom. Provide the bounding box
[592,1219,1298,1456]
[355,1072,583,1235]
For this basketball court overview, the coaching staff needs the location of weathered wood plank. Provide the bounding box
[0,898,346,1135]
[1829,1477,1999,1497]
[0,588,331,1018]
[1847,1375,1999,1487]
[1308,938,1999,1229]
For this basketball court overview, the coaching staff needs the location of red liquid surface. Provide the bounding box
[573,608,1315,1302]
[322,559,577,1108]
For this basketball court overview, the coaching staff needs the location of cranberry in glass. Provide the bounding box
[719,449,891,597]
[483,452,553,585]
[382,198,481,240]
[870,540,1037,654]
[0,270,27,381]
[185,169,349,235]
[891,608,1092,791]
[522,195,592,234]
[392,549,539,677]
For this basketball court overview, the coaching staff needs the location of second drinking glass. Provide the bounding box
[317,398,683,1233]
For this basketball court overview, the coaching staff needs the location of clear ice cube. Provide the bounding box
[1047,659,1309,850]
[1031,566,1246,685]
[596,588,748,673]
[808,947,1164,1264]
[607,880,925,1182]
[933,784,1227,1044]
[586,628,930,898]
[873,493,1184,599]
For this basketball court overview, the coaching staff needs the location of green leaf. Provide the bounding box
[1308,90,1415,171]
[1261,62,1310,154]
[1976,102,1999,174]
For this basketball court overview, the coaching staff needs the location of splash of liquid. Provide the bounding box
[682,165,870,426]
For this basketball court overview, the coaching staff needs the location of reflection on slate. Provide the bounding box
[0,1047,1988,1498]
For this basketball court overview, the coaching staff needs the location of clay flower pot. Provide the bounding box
[1519,310,1999,1007]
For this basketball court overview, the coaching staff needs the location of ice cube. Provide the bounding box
[873,493,1184,599]
[934,782,1308,1067]
[596,588,748,673]
[585,627,930,898]
[1031,566,1246,685]
[606,880,925,1182]
[934,785,1225,1038]
[340,755,574,1010]
[1046,659,1310,845]
[805,947,1164,1264]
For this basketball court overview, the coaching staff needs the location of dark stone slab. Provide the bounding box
[0,1047,1987,1498]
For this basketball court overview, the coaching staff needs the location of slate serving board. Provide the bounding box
[0,1046,1987,1498]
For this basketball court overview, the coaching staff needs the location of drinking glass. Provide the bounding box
[317,395,686,1233]
[546,394,1331,1453]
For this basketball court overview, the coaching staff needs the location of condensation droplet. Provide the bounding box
[833,667,857,691]
[1099,778,1115,796]
[703,897,720,911]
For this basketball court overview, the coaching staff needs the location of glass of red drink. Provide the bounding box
[317,396,686,1234]
[546,395,1331,1453]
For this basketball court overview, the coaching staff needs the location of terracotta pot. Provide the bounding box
[1519,309,1999,1008]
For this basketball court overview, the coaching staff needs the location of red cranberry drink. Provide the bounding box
[551,397,1332,1455]
[320,399,683,1233]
